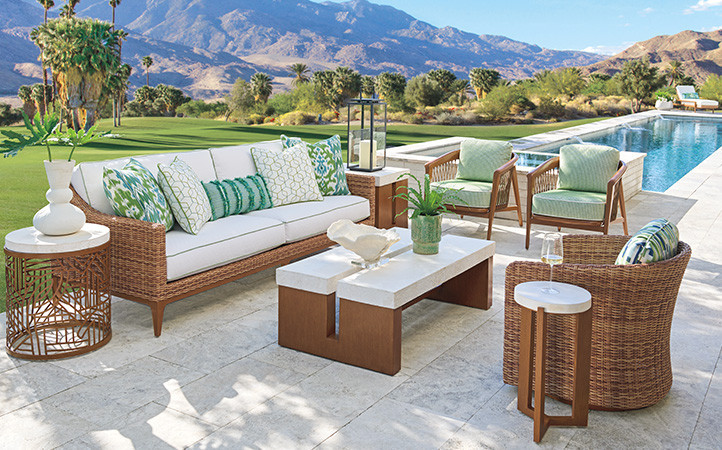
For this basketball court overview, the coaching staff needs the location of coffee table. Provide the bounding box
[276,228,495,375]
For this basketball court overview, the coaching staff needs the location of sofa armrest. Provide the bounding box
[345,172,376,220]
[71,188,168,300]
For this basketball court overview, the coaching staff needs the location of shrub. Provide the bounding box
[263,116,275,124]
[321,111,337,122]
[278,111,315,125]
[247,113,265,124]
[0,103,22,126]
[479,85,530,120]
[700,74,722,103]
[435,111,479,125]
[535,96,565,119]
[590,96,631,116]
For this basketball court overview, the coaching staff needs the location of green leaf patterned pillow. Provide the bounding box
[156,157,212,235]
[102,158,174,231]
[202,174,273,221]
[251,144,323,207]
[615,218,679,265]
[281,135,350,196]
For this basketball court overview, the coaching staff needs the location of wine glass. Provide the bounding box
[540,233,563,294]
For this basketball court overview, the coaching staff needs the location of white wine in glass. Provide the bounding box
[540,233,563,294]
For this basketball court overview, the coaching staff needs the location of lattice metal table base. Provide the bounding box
[5,243,111,360]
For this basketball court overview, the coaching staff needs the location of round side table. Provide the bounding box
[4,224,111,360]
[514,281,592,443]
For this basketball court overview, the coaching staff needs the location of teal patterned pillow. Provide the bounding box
[102,158,174,231]
[615,219,679,265]
[202,174,272,221]
[157,157,212,235]
[281,135,350,196]
[682,93,699,100]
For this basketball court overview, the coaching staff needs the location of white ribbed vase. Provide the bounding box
[33,160,86,236]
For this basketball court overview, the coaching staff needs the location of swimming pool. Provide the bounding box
[517,116,722,192]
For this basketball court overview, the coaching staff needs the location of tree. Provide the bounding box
[18,86,37,120]
[225,78,255,120]
[289,63,310,87]
[405,75,445,107]
[31,17,126,130]
[109,0,121,29]
[452,79,472,105]
[469,68,501,99]
[361,75,375,98]
[141,56,153,86]
[700,74,722,103]
[375,72,406,102]
[664,60,685,87]
[427,69,457,101]
[250,72,273,103]
[37,1,55,114]
[534,67,586,98]
[156,84,188,115]
[60,0,80,18]
[0,103,23,126]
[616,58,664,112]
[31,83,53,116]
[105,63,131,126]
[332,66,361,106]
[479,84,529,120]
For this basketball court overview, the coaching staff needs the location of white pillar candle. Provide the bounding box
[359,139,377,170]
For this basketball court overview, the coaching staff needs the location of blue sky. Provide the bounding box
[320,0,722,54]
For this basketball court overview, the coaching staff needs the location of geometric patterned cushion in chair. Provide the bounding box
[532,189,607,221]
[431,179,493,208]
[558,144,619,194]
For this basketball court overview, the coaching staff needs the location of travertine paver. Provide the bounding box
[1,138,721,449]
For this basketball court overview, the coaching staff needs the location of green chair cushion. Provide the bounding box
[615,218,679,265]
[532,189,607,221]
[558,144,619,194]
[456,139,512,183]
[431,179,493,209]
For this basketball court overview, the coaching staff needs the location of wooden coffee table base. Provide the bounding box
[278,257,492,375]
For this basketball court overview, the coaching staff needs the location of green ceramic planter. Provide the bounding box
[411,214,442,255]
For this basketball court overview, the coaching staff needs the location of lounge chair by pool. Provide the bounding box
[676,85,718,112]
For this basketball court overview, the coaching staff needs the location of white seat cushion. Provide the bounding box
[694,99,719,108]
[72,150,215,215]
[248,195,370,243]
[209,140,282,180]
[166,214,285,281]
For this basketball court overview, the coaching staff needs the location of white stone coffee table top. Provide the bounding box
[514,281,591,314]
[346,166,410,186]
[276,227,413,295]
[336,234,495,309]
[5,223,110,254]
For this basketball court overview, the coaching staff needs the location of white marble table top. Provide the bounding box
[336,234,495,309]
[345,166,410,186]
[514,281,591,314]
[5,223,110,254]
[276,227,413,295]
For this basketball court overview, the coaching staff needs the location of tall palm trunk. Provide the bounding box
[111,5,117,127]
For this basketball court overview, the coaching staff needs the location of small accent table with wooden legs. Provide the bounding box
[514,281,592,443]
[4,224,111,360]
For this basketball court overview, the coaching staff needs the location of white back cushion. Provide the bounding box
[676,85,695,97]
[209,140,282,180]
[71,149,215,215]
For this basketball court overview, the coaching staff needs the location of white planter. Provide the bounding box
[33,160,86,236]
[655,100,673,111]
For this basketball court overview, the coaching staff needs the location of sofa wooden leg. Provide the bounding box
[151,303,166,337]
[525,220,532,250]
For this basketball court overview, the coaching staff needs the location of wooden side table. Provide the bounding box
[514,281,592,443]
[348,167,410,229]
[4,224,111,360]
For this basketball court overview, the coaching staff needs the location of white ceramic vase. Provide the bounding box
[655,100,673,111]
[33,160,86,236]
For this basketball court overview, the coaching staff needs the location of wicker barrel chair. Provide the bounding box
[425,140,523,240]
[503,234,692,411]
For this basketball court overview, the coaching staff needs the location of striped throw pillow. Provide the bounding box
[615,219,679,265]
[202,174,272,221]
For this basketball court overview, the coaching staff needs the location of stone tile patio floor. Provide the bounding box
[1,150,722,449]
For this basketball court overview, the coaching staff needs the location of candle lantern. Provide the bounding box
[346,98,386,172]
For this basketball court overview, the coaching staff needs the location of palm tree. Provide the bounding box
[60,0,80,18]
[37,1,55,115]
[250,72,273,103]
[142,56,153,86]
[453,79,472,105]
[289,63,310,87]
[469,68,501,100]
[665,61,684,87]
[109,0,121,29]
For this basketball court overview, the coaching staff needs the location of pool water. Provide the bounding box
[517,116,722,192]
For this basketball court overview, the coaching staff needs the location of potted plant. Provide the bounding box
[1,112,105,235]
[394,174,465,255]
[654,89,675,110]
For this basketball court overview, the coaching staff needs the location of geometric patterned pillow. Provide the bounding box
[615,218,679,265]
[250,144,323,207]
[202,174,273,221]
[156,157,212,235]
[281,135,350,196]
[102,158,174,231]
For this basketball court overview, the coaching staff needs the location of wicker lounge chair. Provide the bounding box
[525,144,628,249]
[426,139,523,240]
[676,85,718,112]
[503,234,692,410]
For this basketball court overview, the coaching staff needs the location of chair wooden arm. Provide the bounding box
[70,187,167,300]
[603,161,627,224]
[425,150,460,182]
[490,153,520,208]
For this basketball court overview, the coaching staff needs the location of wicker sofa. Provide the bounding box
[70,140,375,336]
[503,234,691,411]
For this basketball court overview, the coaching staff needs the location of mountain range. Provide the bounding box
[2,0,603,98]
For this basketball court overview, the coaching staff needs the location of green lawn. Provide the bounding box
[0,116,604,312]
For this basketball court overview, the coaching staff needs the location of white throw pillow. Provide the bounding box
[157,157,212,235]
[251,144,323,207]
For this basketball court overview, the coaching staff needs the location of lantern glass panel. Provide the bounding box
[347,99,386,172]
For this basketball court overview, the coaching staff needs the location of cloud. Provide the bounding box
[582,43,634,56]
[700,25,722,31]
[640,7,654,15]
[685,0,722,14]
